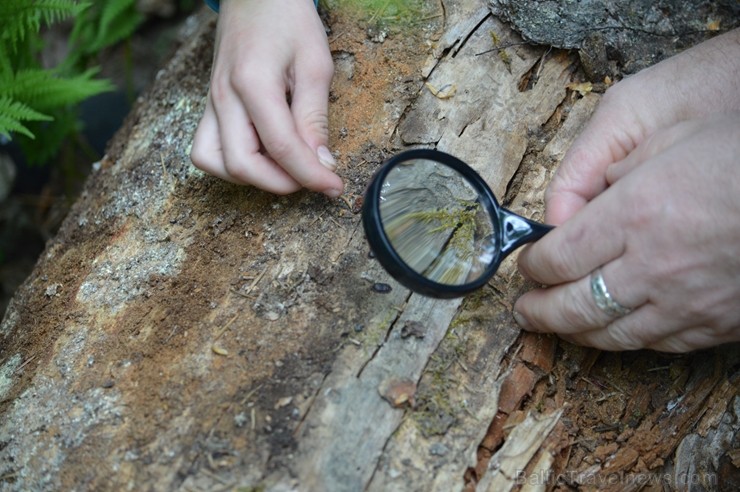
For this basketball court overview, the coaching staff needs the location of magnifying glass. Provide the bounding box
[362,149,553,298]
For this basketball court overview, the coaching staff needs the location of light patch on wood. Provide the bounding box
[478,409,563,492]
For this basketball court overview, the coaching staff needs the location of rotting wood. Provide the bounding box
[0,1,737,491]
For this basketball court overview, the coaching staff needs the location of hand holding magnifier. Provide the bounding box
[362,149,552,298]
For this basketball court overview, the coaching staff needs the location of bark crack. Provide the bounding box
[452,13,492,59]
[355,294,411,378]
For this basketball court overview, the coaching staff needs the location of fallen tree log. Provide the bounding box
[1,1,737,491]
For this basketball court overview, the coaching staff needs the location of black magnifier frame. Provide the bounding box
[362,149,553,298]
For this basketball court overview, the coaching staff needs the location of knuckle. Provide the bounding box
[262,136,293,163]
[650,338,692,353]
[307,52,333,75]
[562,146,594,171]
[617,178,661,231]
[190,145,212,171]
[223,161,255,185]
[305,51,334,80]
[561,287,603,329]
[548,253,576,281]
[302,108,330,137]
[229,66,260,92]
[606,322,644,350]
[544,239,582,280]
[209,75,232,102]
[317,56,335,80]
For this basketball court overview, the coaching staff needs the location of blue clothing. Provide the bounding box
[205,0,319,12]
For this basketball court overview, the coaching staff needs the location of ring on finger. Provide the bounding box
[590,268,633,318]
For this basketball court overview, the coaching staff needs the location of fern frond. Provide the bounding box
[95,0,141,47]
[0,68,50,100]
[70,0,143,56]
[0,0,142,165]
[0,0,88,49]
[1,68,114,111]
[0,95,53,140]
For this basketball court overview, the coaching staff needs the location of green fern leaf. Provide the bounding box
[94,0,142,48]
[0,0,142,166]
[0,68,50,100]
[0,95,53,140]
[70,0,143,57]
[3,68,114,111]
[0,0,86,49]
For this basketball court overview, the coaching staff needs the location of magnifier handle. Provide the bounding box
[497,207,553,258]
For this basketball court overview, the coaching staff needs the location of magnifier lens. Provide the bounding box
[378,158,498,286]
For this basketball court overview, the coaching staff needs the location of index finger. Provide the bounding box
[518,187,626,285]
[238,79,343,196]
[546,97,645,225]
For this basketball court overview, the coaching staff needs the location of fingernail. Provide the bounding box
[317,146,337,171]
[513,311,531,330]
[325,188,342,199]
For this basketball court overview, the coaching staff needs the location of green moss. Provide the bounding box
[448,288,493,330]
[386,202,480,266]
[489,30,512,70]
[412,327,471,436]
[325,0,428,27]
[358,307,399,351]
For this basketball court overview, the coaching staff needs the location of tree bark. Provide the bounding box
[1,2,737,491]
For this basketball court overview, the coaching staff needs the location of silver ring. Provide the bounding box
[590,268,632,318]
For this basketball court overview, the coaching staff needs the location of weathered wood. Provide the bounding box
[487,0,740,79]
[1,2,737,491]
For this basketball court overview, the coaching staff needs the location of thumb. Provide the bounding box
[291,62,336,172]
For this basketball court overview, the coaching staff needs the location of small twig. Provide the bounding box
[593,422,621,433]
[475,41,531,56]
[310,211,325,225]
[534,46,553,80]
[212,482,237,492]
[214,314,239,341]
[338,194,353,210]
[595,391,620,403]
[242,267,268,296]
[230,288,255,299]
[160,154,169,182]
[240,384,263,405]
[14,354,37,375]
[200,468,230,485]
[463,383,485,394]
